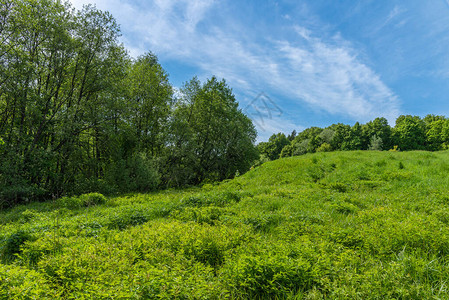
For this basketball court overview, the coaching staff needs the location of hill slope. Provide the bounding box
[2,150,449,299]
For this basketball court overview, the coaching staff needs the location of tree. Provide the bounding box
[362,117,392,150]
[424,115,446,151]
[319,128,335,145]
[165,76,257,186]
[126,52,173,156]
[425,119,446,151]
[423,114,445,126]
[287,130,297,141]
[0,0,131,204]
[258,133,290,160]
[329,123,350,150]
[280,144,293,157]
[0,0,261,206]
[368,136,383,151]
[343,122,363,150]
[393,115,426,150]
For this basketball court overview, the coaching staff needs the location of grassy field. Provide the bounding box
[2,150,449,299]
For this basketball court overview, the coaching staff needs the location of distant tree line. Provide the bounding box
[0,0,257,207]
[257,115,449,164]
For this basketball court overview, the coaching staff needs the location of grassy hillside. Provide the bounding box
[2,150,449,299]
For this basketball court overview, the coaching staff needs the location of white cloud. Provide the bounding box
[274,33,400,123]
[67,0,401,135]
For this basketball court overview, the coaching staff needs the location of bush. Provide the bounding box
[332,200,358,214]
[178,191,241,208]
[1,230,33,262]
[251,154,270,168]
[329,182,348,193]
[170,206,230,225]
[79,193,107,207]
[316,142,332,152]
[19,235,64,266]
[105,153,160,194]
[224,254,315,298]
[56,196,83,209]
[369,136,383,151]
[0,264,58,299]
[243,213,284,232]
[57,193,106,209]
[107,208,151,230]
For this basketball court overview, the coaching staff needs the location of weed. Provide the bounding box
[1,150,449,298]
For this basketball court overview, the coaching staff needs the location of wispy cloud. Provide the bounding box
[68,0,401,136]
[369,5,407,34]
[272,28,400,123]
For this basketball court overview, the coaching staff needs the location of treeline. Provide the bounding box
[0,0,257,207]
[258,115,449,163]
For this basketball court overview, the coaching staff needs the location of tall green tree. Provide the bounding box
[329,123,350,150]
[393,115,426,150]
[343,122,363,150]
[258,133,290,160]
[165,76,257,186]
[0,0,130,204]
[426,118,446,151]
[126,52,173,156]
[362,117,392,150]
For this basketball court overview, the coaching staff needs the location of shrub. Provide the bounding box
[243,213,284,232]
[170,206,229,225]
[251,154,270,168]
[224,254,315,298]
[19,235,64,266]
[0,264,58,298]
[178,191,241,208]
[316,142,332,152]
[57,193,106,209]
[20,209,40,223]
[1,230,33,262]
[105,153,160,193]
[107,208,151,230]
[369,136,383,151]
[332,201,358,214]
[79,193,107,207]
[56,196,83,209]
[389,145,400,152]
[329,182,348,193]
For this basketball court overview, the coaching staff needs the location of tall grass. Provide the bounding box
[1,150,449,298]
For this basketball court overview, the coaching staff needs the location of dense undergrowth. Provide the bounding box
[2,150,449,299]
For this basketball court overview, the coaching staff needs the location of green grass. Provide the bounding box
[2,150,449,299]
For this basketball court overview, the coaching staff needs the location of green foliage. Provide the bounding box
[57,193,106,209]
[179,191,240,207]
[273,115,449,161]
[394,115,427,150]
[1,230,33,262]
[224,253,315,298]
[258,133,290,160]
[165,76,258,187]
[0,264,59,299]
[363,117,392,150]
[79,193,107,207]
[170,206,229,225]
[0,1,257,207]
[105,153,160,193]
[251,154,270,168]
[2,151,449,297]
[316,142,332,152]
[368,135,383,150]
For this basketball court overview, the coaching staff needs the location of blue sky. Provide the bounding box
[69,0,449,142]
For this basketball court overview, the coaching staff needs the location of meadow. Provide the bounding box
[2,150,449,299]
